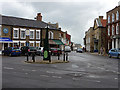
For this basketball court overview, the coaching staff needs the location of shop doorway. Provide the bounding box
[4,43,8,50]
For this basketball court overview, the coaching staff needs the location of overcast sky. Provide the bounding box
[0,0,120,46]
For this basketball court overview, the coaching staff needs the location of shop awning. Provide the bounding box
[49,40,64,45]
[0,37,13,43]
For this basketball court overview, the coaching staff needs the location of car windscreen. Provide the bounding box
[29,47,36,49]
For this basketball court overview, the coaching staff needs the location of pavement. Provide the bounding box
[2,51,119,88]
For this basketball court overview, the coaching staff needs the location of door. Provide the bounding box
[4,43,8,50]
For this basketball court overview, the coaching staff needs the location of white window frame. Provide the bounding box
[108,26,110,36]
[36,41,40,47]
[108,15,110,23]
[116,11,119,21]
[0,25,1,36]
[30,29,34,39]
[13,40,19,47]
[20,28,26,39]
[13,28,19,39]
[49,31,54,39]
[29,41,34,47]
[36,30,40,39]
[116,23,119,34]
[112,25,114,35]
[20,41,26,47]
[112,13,115,22]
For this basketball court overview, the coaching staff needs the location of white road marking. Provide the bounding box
[32,70,36,72]
[40,75,49,77]
[46,71,54,73]
[52,76,62,79]
[3,67,14,70]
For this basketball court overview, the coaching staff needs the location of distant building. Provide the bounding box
[84,16,107,54]
[107,5,120,50]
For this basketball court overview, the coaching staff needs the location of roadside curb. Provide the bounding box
[85,52,108,57]
[24,60,69,64]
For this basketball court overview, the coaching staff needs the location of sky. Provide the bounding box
[0,0,120,46]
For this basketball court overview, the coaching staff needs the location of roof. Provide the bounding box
[0,15,59,30]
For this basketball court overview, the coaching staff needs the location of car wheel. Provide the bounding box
[117,54,120,59]
[108,54,111,58]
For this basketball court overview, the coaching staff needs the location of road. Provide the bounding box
[2,51,119,88]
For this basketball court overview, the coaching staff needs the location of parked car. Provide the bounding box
[2,47,21,56]
[76,48,83,53]
[64,46,71,52]
[50,48,61,56]
[36,47,44,56]
[108,48,120,59]
[21,46,37,56]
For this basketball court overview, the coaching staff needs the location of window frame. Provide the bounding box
[112,25,114,35]
[116,23,119,34]
[36,30,40,39]
[20,28,26,39]
[108,26,110,36]
[29,29,34,39]
[13,28,19,39]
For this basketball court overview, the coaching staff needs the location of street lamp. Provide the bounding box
[43,24,51,62]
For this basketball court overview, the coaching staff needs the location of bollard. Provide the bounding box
[27,53,29,61]
[58,53,60,60]
[63,53,65,61]
[66,53,68,61]
[32,52,35,62]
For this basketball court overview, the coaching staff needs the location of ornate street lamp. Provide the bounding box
[43,24,51,62]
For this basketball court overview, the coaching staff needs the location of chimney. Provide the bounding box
[36,13,42,21]
[99,16,103,20]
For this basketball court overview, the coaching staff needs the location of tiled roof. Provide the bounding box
[0,15,58,30]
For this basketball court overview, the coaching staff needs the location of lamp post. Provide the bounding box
[43,24,51,62]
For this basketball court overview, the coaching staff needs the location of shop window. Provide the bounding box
[36,43,40,47]
[30,43,34,46]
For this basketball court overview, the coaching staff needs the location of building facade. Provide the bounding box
[0,13,63,53]
[84,16,107,54]
[107,6,120,50]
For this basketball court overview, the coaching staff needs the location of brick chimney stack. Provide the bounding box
[99,16,103,20]
[36,13,42,21]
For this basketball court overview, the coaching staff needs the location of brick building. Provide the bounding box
[0,13,63,53]
[84,16,107,54]
[107,5,120,50]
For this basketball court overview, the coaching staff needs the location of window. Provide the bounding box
[13,28,19,38]
[108,26,110,36]
[36,30,40,39]
[20,28,26,39]
[116,23,119,34]
[49,31,53,39]
[0,25,1,36]
[112,13,115,22]
[112,25,114,35]
[30,30,34,39]
[108,15,110,23]
[116,11,119,20]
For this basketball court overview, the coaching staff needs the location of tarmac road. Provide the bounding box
[2,51,119,88]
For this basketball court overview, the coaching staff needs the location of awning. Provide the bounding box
[0,37,13,43]
[49,40,64,45]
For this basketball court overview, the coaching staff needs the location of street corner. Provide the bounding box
[24,60,70,64]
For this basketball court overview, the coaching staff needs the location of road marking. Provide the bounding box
[114,78,118,80]
[52,76,62,79]
[32,70,36,72]
[3,67,14,70]
[25,73,28,75]
[40,75,49,77]
[46,71,54,73]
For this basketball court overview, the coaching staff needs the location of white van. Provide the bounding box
[64,46,71,52]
